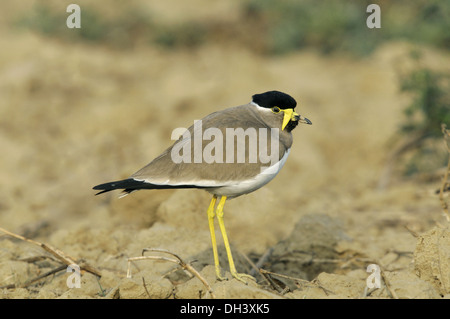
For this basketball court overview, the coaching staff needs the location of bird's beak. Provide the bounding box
[282,109,312,130]
[296,112,312,125]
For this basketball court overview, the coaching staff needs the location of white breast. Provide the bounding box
[208,149,291,198]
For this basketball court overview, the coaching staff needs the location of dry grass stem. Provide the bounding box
[0,226,101,278]
[127,248,216,299]
[249,247,274,277]
[239,251,271,286]
[259,268,312,285]
[380,270,399,299]
[259,268,320,294]
[0,264,68,289]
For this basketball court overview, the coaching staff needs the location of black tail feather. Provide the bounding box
[93,178,211,195]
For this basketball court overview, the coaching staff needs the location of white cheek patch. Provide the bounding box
[251,101,272,112]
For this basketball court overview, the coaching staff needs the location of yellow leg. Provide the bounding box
[207,195,226,281]
[216,196,254,284]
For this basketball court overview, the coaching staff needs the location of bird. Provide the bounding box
[93,90,312,283]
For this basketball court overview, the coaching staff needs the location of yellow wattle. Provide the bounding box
[282,109,294,130]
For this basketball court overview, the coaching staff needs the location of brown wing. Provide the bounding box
[131,104,292,186]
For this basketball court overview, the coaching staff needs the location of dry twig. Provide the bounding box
[249,247,274,277]
[127,248,216,299]
[239,251,271,286]
[0,264,67,289]
[258,268,323,294]
[380,269,399,299]
[0,226,101,278]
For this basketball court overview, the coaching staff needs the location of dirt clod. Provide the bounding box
[414,226,450,296]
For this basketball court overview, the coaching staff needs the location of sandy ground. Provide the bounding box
[1,2,450,299]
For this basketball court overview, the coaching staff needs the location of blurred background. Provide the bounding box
[0,0,449,298]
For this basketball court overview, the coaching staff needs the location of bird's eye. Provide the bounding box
[271,106,281,114]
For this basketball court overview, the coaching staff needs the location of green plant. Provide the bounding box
[399,67,450,175]
[379,63,450,187]
[14,4,206,50]
[14,4,153,48]
[243,0,371,55]
[242,0,450,56]
[400,68,450,139]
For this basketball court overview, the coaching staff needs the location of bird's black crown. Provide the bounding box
[252,91,297,109]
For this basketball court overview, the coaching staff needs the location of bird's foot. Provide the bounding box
[215,266,228,282]
[230,271,255,285]
[215,267,255,284]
